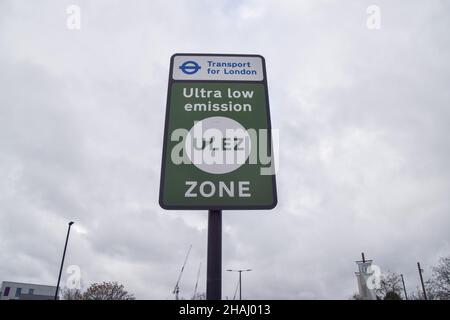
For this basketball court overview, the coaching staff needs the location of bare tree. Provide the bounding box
[409,287,426,300]
[191,292,206,300]
[426,256,450,300]
[62,287,83,300]
[376,271,404,300]
[350,293,363,300]
[63,282,135,300]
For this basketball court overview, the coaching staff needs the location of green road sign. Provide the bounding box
[159,53,277,210]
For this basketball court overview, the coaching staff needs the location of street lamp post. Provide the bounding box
[417,262,428,300]
[227,269,252,300]
[54,221,74,300]
[400,274,408,300]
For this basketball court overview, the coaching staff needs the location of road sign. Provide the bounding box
[159,53,277,210]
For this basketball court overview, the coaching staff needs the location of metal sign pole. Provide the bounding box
[206,209,222,300]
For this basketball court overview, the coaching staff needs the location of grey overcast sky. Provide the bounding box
[0,0,449,299]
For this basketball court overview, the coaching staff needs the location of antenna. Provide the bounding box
[173,244,192,300]
[193,262,202,299]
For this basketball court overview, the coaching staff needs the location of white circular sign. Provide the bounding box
[185,116,251,174]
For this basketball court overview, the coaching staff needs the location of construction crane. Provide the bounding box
[193,262,202,299]
[173,244,192,300]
